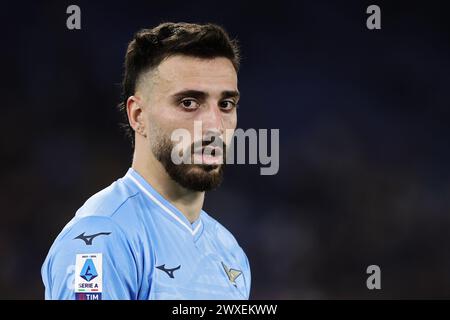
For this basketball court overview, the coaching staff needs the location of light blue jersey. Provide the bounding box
[41,168,251,300]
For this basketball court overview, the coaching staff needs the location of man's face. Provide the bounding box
[138,55,239,191]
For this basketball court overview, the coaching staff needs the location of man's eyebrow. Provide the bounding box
[171,89,240,101]
[221,90,240,100]
[172,90,208,101]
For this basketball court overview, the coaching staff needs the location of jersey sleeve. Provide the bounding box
[41,216,140,300]
[243,252,251,299]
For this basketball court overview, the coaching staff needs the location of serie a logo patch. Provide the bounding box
[75,253,102,300]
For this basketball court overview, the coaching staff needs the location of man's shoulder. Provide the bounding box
[202,211,243,252]
[41,181,143,299]
[74,177,139,221]
[46,176,144,256]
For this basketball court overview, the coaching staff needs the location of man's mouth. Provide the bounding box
[192,146,223,165]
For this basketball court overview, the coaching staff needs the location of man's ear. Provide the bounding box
[127,96,147,138]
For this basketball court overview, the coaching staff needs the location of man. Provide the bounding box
[41,22,250,300]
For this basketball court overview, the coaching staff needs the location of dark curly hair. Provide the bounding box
[118,22,240,146]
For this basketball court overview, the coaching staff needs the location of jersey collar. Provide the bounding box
[124,168,203,239]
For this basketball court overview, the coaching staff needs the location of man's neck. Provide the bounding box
[131,156,205,224]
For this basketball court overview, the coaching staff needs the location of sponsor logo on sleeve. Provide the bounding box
[75,253,102,300]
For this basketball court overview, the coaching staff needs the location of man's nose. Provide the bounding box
[201,103,224,134]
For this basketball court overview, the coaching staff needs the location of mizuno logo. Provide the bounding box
[74,232,111,245]
[156,264,181,279]
[222,262,242,287]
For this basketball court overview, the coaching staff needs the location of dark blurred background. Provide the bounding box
[1,0,449,299]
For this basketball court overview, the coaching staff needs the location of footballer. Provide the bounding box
[41,22,251,300]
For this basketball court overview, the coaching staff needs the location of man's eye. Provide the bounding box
[219,100,237,110]
[180,99,199,110]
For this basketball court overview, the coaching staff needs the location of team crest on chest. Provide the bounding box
[221,261,242,287]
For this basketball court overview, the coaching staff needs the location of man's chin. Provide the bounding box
[169,164,225,192]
